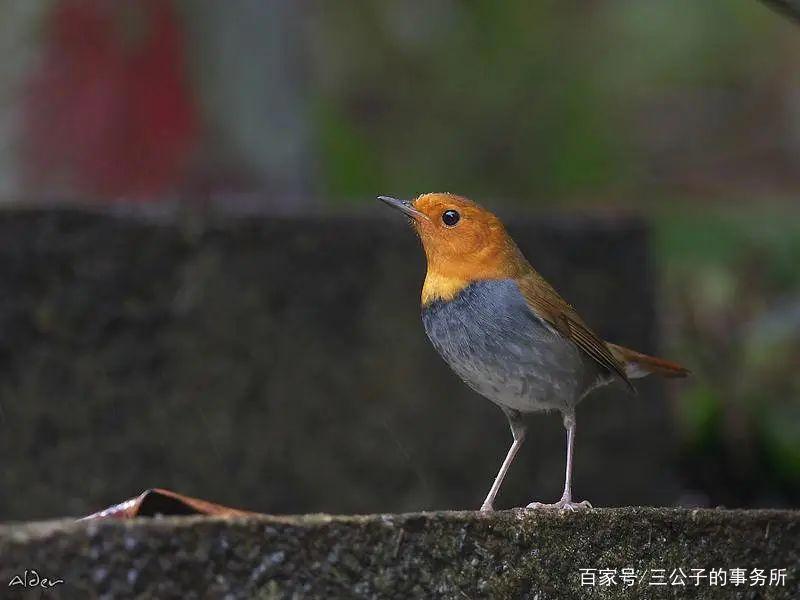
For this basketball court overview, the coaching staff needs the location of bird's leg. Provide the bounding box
[527,410,592,511]
[480,410,526,512]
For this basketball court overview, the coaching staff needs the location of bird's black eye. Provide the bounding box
[442,209,460,227]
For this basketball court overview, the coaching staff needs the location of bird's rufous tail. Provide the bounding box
[606,342,690,380]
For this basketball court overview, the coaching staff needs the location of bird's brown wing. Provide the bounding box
[516,271,634,391]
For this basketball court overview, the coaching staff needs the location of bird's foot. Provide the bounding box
[479,502,494,513]
[526,497,592,511]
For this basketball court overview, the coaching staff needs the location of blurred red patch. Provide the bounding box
[23,0,199,199]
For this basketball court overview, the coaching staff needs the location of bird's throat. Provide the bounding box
[419,234,529,306]
[421,272,472,305]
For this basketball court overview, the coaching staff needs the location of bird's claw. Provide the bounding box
[526,498,592,511]
[479,503,494,513]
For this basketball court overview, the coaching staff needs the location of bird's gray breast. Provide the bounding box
[421,279,602,413]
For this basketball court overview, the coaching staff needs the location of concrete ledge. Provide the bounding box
[1,508,797,598]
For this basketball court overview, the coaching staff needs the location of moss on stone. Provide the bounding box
[1,508,797,598]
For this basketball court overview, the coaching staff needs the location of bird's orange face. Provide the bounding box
[411,193,505,260]
[379,193,525,304]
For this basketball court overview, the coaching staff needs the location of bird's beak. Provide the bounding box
[377,196,429,221]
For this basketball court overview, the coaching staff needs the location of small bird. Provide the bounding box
[379,193,689,511]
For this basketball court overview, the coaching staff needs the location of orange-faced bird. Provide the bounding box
[379,193,688,510]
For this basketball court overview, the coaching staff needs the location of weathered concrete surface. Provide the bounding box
[0,508,797,599]
[0,208,675,520]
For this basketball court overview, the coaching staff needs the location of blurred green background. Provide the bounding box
[0,0,798,508]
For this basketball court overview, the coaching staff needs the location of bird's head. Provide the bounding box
[378,193,527,303]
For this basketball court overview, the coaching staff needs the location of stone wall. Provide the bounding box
[1,508,797,598]
[0,209,674,520]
